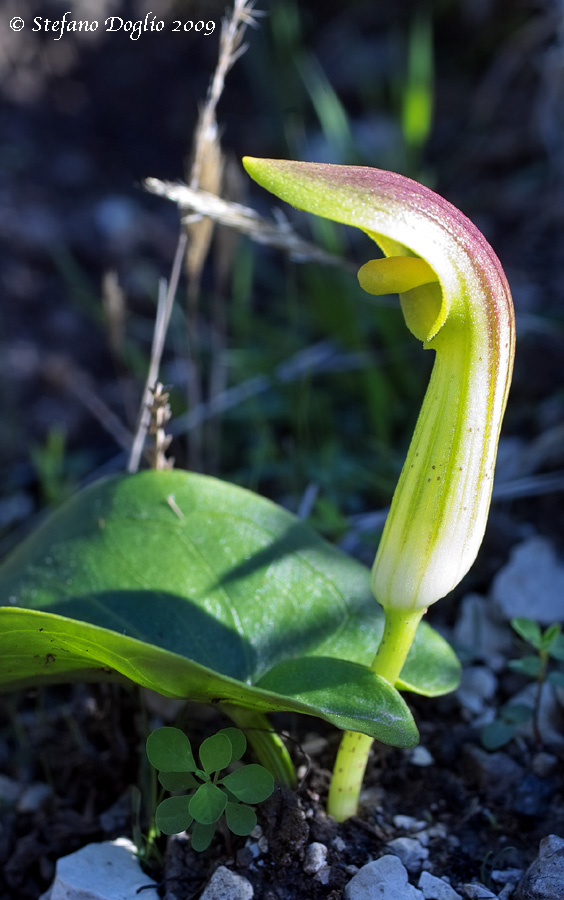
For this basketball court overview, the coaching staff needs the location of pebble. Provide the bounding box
[462,746,524,802]
[453,593,511,670]
[509,683,564,750]
[461,884,498,899]
[492,536,564,625]
[16,781,52,813]
[387,837,429,873]
[515,834,564,900]
[491,868,524,886]
[0,774,22,806]
[513,773,559,818]
[303,842,328,874]
[457,666,498,716]
[39,837,159,900]
[345,855,424,899]
[408,746,435,767]
[418,871,462,900]
[531,752,558,778]
[393,815,428,833]
[200,865,254,900]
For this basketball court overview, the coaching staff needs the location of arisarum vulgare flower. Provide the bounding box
[243,157,515,820]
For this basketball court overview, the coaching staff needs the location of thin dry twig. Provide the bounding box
[182,0,262,471]
[127,231,187,473]
[144,177,358,273]
[190,0,262,192]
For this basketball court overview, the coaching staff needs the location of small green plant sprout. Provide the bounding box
[243,158,515,821]
[481,618,564,749]
[146,726,274,852]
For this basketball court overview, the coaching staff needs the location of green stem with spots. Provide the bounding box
[327,607,423,821]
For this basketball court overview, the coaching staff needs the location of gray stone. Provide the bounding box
[345,855,424,900]
[200,865,254,900]
[515,834,564,900]
[491,868,523,886]
[457,666,498,716]
[461,885,498,899]
[0,774,21,806]
[498,886,515,900]
[408,746,435,767]
[492,537,564,625]
[418,871,462,900]
[453,593,511,669]
[509,683,564,750]
[387,837,429,874]
[303,842,328,874]
[393,815,428,833]
[531,753,558,778]
[463,745,524,802]
[16,781,52,813]
[48,837,159,900]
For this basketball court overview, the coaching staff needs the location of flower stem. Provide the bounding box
[327,607,423,821]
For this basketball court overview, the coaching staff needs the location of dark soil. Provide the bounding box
[0,682,562,899]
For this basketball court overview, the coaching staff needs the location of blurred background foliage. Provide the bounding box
[1,0,563,572]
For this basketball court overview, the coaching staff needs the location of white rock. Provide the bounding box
[497,885,514,900]
[16,781,52,813]
[387,837,429,873]
[457,666,498,716]
[393,815,428,833]
[48,837,159,900]
[491,867,523,885]
[462,884,498,899]
[303,842,328,874]
[332,836,347,852]
[408,746,435,767]
[427,824,448,840]
[453,594,511,669]
[418,871,462,900]
[200,866,254,900]
[0,774,22,805]
[345,855,424,899]
[492,536,564,625]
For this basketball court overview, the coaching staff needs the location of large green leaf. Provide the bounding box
[0,471,459,745]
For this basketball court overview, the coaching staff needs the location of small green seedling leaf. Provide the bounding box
[225,801,257,836]
[547,670,564,688]
[199,732,233,775]
[481,719,517,751]
[155,795,194,835]
[191,821,216,852]
[219,727,247,762]
[508,656,543,678]
[511,618,542,650]
[541,623,562,651]
[480,703,532,751]
[501,703,533,725]
[548,632,564,661]
[158,771,199,792]
[189,782,227,825]
[220,764,275,804]
[146,727,196,772]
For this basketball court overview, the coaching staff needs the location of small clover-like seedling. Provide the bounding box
[146,726,274,852]
[482,617,564,749]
